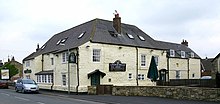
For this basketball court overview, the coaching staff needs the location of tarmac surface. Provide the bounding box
[40,90,220,104]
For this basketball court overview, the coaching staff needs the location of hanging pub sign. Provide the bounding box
[1,68,9,79]
[24,69,32,74]
[68,52,76,63]
[109,60,126,71]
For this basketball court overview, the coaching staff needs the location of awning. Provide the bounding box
[87,69,106,79]
[35,70,53,75]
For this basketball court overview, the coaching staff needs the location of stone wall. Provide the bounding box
[88,86,97,95]
[111,86,220,102]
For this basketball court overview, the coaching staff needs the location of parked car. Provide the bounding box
[15,79,39,93]
[200,76,212,79]
[0,80,8,89]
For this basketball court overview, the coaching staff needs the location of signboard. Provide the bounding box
[69,52,76,63]
[24,69,32,74]
[1,69,9,79]
[109,60,126,72]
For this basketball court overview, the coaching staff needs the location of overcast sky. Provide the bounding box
[1,0,220,63]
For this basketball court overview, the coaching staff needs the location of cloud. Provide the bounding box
[1,0,220,62]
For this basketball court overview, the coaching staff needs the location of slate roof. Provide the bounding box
[212,53,220,62]
[35,70,53,75]
[23,18,200,61]
[201,58,214,71]
[156,40,200,58]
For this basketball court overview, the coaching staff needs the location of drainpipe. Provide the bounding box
[68,49,70,94]
[136,47,139,86]
[41,54,44,71]
[167,57,169,82]
[187,58,190,79]
[76,47,79,94]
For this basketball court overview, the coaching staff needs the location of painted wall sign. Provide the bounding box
[24,69,32,74]
[1,69,9,79]
[109,60,126,71]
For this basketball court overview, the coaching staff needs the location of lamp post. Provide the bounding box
[68,51,76,94]
[67,49,70,94]
[59,44,71,94]
[60,43,76,94]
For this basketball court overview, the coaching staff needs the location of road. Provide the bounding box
[0,89,103,104]
[0,89,219,104]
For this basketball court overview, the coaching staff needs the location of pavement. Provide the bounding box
[9,86,219,104]
[39,89,220,104]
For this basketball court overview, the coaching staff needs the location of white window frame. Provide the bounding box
[62,74,67,86]
[141,54,146,67]
[48,75,51,83]
[37,75,39,82]
[26,75,30,79]
[127,33,134,39]
[138,74,145,80]
[39,75,42,83]
[128,73,132,80]
[170,49,175,57]
[191,52,194,58]
[181,51,185,58]
[42,75,45,83]
[26,61,30,67]
[176,71,180,79]
[62,52,68,63]
[78,32,85,39]
[154,56,159,66]
[138,35,145,41]
[45,75,48,83]
[93,49,101,62]
[36,75,53,83]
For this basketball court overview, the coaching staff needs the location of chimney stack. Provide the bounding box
[113,10,121,34]
[181,39,188,47]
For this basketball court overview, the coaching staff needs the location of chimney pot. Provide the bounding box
[181,39,188,47]
[36,43,40,51]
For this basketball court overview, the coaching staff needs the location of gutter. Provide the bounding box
[41,54,44,71]
[187,58,190,79]
[167,56,170,81]
[136,47,139,86]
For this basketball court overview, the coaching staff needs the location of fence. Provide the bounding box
[157,79,216,88]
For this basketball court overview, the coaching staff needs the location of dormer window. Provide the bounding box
[61,37,68,43]
[78,32,86,39]
[170,49,175,57]
[127,33,134,39]
[57,37,68,45]
[181,51,185,58]
[56,39,61,45]
[41,45,46,49]
[108,31,117,37]
[191,52,195,58]
[138,35,145,41]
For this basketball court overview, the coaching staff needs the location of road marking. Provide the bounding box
[15,96,30,101]
[72,99,106,104]
[0,93,10,96]
[58,95,68,97]
[37,102,45,104]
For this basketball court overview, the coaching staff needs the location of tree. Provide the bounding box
[0,63,18,79]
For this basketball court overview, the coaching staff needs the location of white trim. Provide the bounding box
[170,49,175,57]
[127,33,134,39]
[181,51,185,58]
[140,54,146,67]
